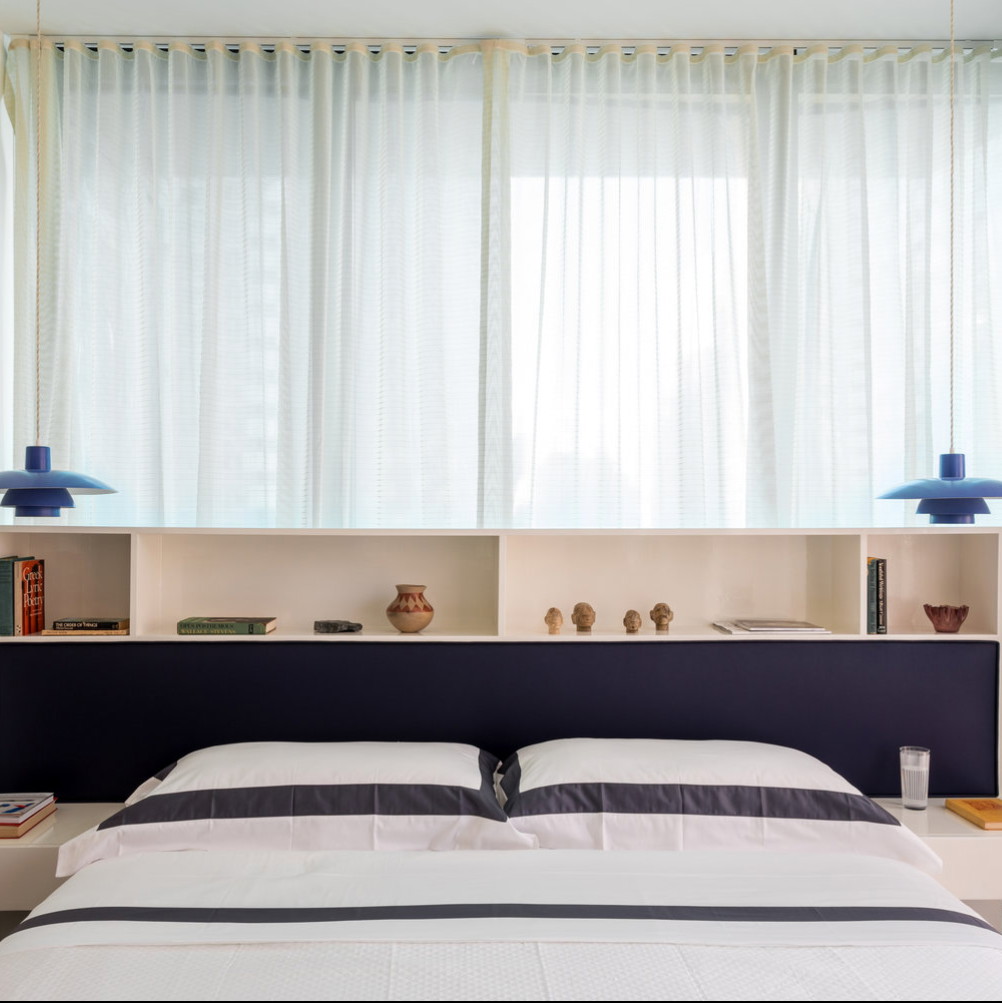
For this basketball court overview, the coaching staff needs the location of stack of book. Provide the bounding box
[0,555,45,636]
[0,794,56,838]
[867,557,887,634]
[177,616,277,635]
[712,618,830,634]
[41,617,130,636]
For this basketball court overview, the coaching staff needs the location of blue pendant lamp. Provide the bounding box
[0,0,115,518]
[879,0,998,524]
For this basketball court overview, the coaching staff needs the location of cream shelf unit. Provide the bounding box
[0,526,997,641]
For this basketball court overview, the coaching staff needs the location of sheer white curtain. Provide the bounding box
[0,33,13,475]
[4,40,484,527]
[497,42,1002,527]
[2,39,1001,527]
[496,43,751,527]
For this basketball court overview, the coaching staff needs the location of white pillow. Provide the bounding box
[59,741,535,876]
[497,738,941,873]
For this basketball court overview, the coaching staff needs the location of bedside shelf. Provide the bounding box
[0,803,120,910]
[877,799,1002,900]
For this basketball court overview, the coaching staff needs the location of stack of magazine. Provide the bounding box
[712,618,831,635]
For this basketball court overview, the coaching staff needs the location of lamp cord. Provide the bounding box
[33,0,41,445]
[949,0,956,455]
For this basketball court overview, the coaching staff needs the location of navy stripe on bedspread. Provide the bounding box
[17,904,996,932]
[503,782,899,825]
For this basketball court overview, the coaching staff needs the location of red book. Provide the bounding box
[13,558,44,636]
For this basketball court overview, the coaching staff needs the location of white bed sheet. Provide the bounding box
[1,849,1000,1001]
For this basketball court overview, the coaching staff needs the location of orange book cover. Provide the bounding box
[12,558,44,636]
[945,798,1002,830]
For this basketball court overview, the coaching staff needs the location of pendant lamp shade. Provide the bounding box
[879,453,1002,524]
[0,446,115,517]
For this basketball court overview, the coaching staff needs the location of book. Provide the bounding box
[711,619,831,635]
[177,616,277,635]
[0,555,26,636]
[945,797,1002,830]
[0,800,57,838]
[731,619,830,632]
[0,794,54,822]
[874,558,887,634]
[866,557,878,634]
[41,628,130,635]
[51,617,130,631]
[13,557,44,636]
[712,620,750,634]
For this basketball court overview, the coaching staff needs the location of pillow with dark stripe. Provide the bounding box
[59,741,535,875]
[496,738,940,873]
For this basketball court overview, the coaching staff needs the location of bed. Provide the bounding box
[0,639,999,1001]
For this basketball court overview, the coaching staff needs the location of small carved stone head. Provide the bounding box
[544,607,564,634]
[650,602,673,633]
[571,601,596,632]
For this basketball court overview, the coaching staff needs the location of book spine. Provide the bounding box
[875,558,887,634]
[14,560,44,636]
[52,620,128,630]
[177,622,264,634]
[0,557,15,636]
[866,558,877,635]
[41,628,129,635]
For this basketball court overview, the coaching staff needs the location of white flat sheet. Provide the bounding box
[1,849,1000,1001]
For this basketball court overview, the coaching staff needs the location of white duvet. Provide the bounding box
[1,849,1000,1001]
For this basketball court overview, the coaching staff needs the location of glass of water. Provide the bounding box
[899,746,930,810]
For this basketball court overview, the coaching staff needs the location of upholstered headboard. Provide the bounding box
[0,639,996,801]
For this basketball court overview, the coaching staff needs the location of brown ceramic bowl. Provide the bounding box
[922,603,970,633]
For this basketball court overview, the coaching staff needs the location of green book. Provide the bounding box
[875,558,887,634]
[0,556,29,637]
[866,557,877,635]
[177,616,277,635]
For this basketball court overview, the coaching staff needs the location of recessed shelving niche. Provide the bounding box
[501,531,862,636]
[0,526,997,641]
[864,530,999,635]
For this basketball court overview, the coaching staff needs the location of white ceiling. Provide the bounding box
[0,0,998,42]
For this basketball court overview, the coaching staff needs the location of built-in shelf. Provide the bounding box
[0,526,998,641]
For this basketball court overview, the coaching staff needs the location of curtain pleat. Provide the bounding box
[1,39,1000,528]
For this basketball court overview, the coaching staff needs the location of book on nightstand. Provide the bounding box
[945,798,1002,830]
[0,794,56,838]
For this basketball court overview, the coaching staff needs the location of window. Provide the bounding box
[3,40,1000,528]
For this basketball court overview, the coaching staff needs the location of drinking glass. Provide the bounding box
[899,746,930,810]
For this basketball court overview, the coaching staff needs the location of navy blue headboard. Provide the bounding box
[0,639,996,801]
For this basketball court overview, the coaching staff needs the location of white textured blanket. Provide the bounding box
[1,849,1000,1001]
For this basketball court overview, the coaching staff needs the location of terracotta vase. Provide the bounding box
[386,584,434,633]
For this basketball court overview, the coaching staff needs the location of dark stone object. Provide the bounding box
[314,620,363,633]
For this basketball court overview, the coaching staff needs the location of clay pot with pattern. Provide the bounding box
[386,584,435,633]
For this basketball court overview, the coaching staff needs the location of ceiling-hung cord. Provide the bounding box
[948,0,956,454]
[33,0,41,447]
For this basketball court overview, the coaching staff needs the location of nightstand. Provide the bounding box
[0,802,120,911]
[877,798,1002,900]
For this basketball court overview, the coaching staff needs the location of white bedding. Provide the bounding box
[2,849,1000,1001]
